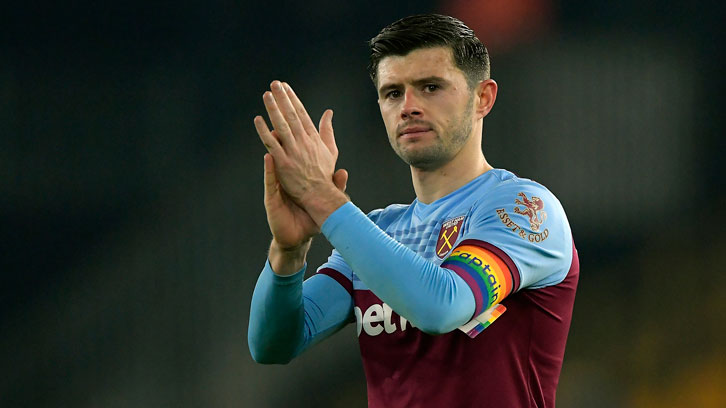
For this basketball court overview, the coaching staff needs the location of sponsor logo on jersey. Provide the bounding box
[513,192,547,231]
[435,215,465,259]
[354,302,412,337]
[495,193,549,243]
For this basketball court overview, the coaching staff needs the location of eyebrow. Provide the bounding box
[377,76,449,96]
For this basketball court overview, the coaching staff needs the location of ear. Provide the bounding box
[474,79,498,119]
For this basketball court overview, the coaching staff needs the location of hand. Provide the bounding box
[263,151,346,276]
[262,150,348,251]
[254,81,349,225]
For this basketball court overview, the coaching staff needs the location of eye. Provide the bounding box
[385,90,402,99]
[424,84,439,92]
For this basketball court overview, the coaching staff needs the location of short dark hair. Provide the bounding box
[368,14,490,89]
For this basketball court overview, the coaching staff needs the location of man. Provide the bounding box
[248,14,579,408]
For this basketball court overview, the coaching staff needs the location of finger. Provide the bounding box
[318,109,338,156]
[269,80,307,141]
[283,82,318,137]
[254,115,284,155]
[262,90,295,148]
[333,168,348,192]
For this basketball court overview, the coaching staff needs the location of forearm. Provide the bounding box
[248,261,306,364]
[248,255,354,363]
[321,202,475,334]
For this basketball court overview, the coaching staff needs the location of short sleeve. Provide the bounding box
[463,179,573,291]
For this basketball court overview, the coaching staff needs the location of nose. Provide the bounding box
[400,88,422,119]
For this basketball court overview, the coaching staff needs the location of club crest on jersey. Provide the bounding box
[435,215,465,259]
[514,192,547,231]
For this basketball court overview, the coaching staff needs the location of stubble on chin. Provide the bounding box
[397,136,447,171]
[395,119,472,171]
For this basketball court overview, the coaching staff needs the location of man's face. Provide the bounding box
[376,46,475,171]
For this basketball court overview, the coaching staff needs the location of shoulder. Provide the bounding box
[472,170,565,221]
[465,170,574,289]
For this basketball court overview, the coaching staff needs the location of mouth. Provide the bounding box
[398,126,433,139]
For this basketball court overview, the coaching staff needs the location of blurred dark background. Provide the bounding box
[2,1,724,406]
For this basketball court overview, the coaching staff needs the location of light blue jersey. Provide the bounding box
[250,168,574,355]
[248,168,579,407]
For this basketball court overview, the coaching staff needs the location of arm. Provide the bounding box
[248,258,353,364]
[248,83,350,362]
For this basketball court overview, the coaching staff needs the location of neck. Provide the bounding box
[411,142,493,204]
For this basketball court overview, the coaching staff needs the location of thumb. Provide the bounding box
[332,168,348,192]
